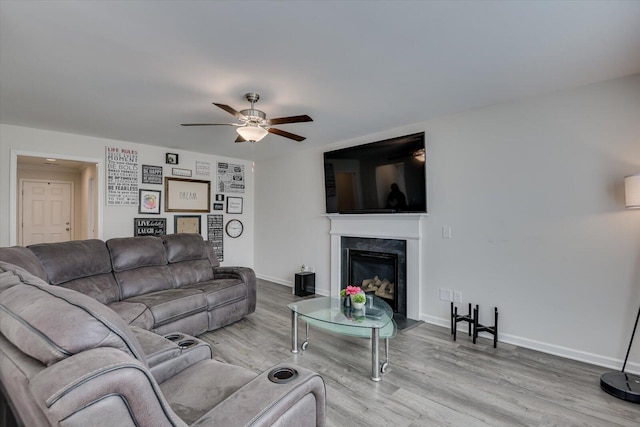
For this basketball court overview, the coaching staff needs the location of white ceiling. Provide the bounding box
[1,1,639,161]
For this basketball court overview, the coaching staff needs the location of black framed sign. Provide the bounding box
[134,218,166,236]
[142,165,163,185]
[207,214,224,261]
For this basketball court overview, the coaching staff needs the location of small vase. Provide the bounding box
[342,296,351,308]
[352,302,365,310]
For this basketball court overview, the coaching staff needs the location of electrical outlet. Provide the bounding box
[454,291,462,303]
[439,288,453,301]
[442,226,452,239]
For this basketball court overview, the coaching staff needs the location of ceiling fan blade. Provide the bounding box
[213,103,247,120]
[268,127,306,142]
[181,123,238,126]
[235,135,246,143]
[268,115,313,125]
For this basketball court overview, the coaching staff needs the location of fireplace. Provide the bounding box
[348,249,399,312]
[341,237,406,317]
[329,213,424,321]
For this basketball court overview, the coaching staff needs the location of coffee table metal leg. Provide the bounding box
[301,323,309,351]
[371,327,380,381]
[291,311,299,354]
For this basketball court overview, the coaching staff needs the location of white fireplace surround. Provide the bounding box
[328,214,426,320]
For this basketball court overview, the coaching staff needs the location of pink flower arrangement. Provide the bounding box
[345,285,362,296]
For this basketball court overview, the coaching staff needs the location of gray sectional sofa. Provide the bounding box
[0,234,326,426]
[0,233,256,336]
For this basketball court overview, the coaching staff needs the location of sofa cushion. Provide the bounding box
[29,239,112,284]
[162,234,216,287]
[162,233,209,263]
[0,263,145,367]
[58,273,121,305]
[107,236,168,272]
[168,259,215,288]
[0,246,48,281]
[122,288,207,328]
[182,278,245,310]
[108,301,155,330]
[28,239,120,304]
[159,359,256,425]
[113,265,175,299]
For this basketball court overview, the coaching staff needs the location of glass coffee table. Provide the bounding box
[287,296,396,381]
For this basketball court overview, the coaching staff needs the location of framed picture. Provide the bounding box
[172,167,192,177]
[174,215,201,234]
[226,196,243,214]
[138,189,161,214]
[213,202,224,211]
[166,153,179,165]
[164,177,211,212]
[215,194,225,202]
[134,218,166,236]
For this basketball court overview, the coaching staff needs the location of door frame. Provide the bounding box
[9,150,104,246]
[18,179,75,246]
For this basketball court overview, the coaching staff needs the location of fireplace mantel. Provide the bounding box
[327,213,426,320]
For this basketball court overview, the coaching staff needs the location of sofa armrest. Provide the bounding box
[131,327,213,383]
[191,363,326,427]
[29,348,187,427]
[213,266,256,313]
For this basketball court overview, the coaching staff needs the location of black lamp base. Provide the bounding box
[600,371,640,403]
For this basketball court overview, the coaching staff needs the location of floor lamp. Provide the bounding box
[600,174,640,403]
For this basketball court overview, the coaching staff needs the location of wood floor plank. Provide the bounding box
[198,280,640,426]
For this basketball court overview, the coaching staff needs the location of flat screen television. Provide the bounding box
[323,132,426,214]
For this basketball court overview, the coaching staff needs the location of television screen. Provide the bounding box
[323,132,426,214]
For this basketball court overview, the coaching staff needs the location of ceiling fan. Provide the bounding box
[181,93,312,143]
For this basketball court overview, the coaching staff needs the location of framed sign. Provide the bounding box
[164,177,211,213]
[174,215,201,234]
[142,165,163,184]
[207,214,224,261]
[172,168,192,177]
[226,196,243,214]
[138,189,161,214]
[106,146,139,205]
[213,202,224,211]
[134,218,166,236]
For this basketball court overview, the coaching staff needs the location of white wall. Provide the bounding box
[0,124,254,268]
[255,74,640,372]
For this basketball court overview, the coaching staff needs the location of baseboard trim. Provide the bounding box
[256,273,291,288]
[421,314,640,375]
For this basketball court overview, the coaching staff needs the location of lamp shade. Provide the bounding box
[625,174,640,209]
[236,124,268,142]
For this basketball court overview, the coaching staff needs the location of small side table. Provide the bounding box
[294,272,315,296]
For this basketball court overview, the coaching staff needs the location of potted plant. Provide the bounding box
[351,292,366,310]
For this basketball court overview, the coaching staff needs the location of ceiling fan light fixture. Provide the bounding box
[236,124,268,142]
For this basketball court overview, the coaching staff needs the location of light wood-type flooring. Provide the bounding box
[199,279,639,426]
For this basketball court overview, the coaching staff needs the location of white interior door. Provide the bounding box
[21,180,73,245]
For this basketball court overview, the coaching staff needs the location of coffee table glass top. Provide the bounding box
[287,296,396,338]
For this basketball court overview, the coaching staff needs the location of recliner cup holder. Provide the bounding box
[268,367,298,384]
[164,334,183,342]
[178,339,196,349]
